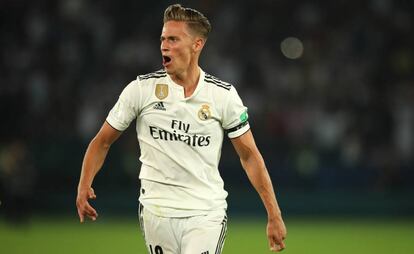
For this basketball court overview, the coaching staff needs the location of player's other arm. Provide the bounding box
[231,130,287,252]
[76,121,122,223]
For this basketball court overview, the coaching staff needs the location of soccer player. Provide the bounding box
[76,4,287,253]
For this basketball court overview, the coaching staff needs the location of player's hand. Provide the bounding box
[76,186,98,223]
[267,215,287,252]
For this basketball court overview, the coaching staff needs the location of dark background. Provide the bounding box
[0,0,413,222]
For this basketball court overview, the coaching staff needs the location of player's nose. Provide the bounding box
[160,41,169,52]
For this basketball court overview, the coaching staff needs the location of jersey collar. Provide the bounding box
[167,67,205,100]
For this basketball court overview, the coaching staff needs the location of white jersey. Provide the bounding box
[106,68,250,217]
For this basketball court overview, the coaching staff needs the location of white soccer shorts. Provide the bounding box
[139,204,227,254]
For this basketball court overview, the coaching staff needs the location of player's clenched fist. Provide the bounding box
[267,216,287,252]
[76,186,98,223]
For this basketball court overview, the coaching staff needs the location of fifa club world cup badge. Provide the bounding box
[155,84,169,100]
[198,104,211,121]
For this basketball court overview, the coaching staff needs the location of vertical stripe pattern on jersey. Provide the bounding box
[215,215,228,254]
[138,202,146,240]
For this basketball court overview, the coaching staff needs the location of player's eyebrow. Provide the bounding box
[160,35,179,41]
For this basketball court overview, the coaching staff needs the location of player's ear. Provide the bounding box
[193,37,205,52]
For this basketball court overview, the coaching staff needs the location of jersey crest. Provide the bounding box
[155,84,169,100]
[198,104,211,121]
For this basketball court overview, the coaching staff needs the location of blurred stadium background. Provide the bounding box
[1,0,413,253]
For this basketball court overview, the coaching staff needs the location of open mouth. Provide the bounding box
[162,56,172,66]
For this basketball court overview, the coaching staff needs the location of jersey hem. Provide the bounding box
[105,120,124,132]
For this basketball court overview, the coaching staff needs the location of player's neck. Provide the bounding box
[170,65,200,98]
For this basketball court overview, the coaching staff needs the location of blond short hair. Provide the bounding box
[163,4,211,39]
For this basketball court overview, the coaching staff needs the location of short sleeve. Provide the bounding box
[222,86,250,138]
[106,80,141,131]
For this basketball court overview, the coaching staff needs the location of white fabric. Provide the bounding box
[139,204,227,254]
[106,68,249,217]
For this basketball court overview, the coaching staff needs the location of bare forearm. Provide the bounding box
[232,131,286,251]
[76,122,121,223]
[241,154,282,218]
[78,137,110,190]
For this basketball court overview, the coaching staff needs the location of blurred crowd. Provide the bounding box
[1,0,414,216]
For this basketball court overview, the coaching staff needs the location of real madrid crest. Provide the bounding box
[155,84,168,100]
[198,104,211,121]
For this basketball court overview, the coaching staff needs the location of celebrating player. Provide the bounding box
[76,4,286,253]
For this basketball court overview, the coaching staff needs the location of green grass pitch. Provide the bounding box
[1,216,413,254]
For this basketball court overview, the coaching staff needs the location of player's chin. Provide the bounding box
[164,66,174,75]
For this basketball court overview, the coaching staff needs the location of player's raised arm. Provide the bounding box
[231,130,287,252]
[76,121,122,223]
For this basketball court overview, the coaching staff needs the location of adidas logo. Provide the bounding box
[201,252,209,254]
[153,102,166,111]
